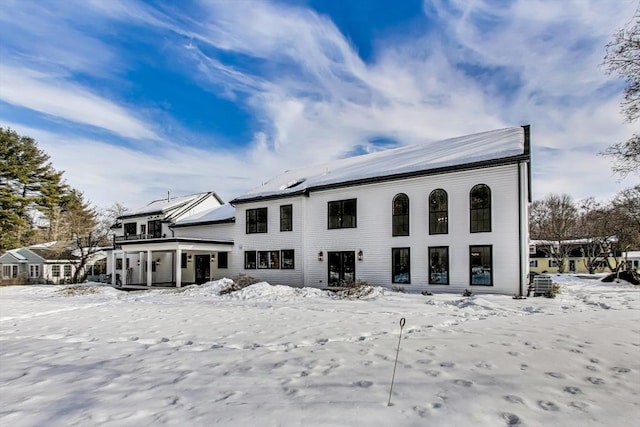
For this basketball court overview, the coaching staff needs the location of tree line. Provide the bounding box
[0,127,118,282]
[529,190,640,274]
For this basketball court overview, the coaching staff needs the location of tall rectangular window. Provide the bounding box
[258,251,280,269]
[244,251,257,269]
[281,250,294,269]
[29,264,40,278]
[148,220,162,238]
[470,245,493,286]
[280,205,293,232]
[3,265,18,279]
[218,252,228,269]
[429,246,449,285]
[63,265,72,277]
[246,208,268,233]
[181,253,187,269]
[124,223,136,236]
[328,199,357,229]
[392,248,411,284]
[52,265,61,278]
[116,258,123,270]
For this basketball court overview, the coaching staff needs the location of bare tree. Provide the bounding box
[529,194,578,273]
[603,12,640,176]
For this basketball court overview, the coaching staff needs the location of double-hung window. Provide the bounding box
[148,220,162,238]
[280,205,292,232]
[470,184,491,233]
[247,208,268,233]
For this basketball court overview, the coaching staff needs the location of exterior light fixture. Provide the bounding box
[357,250,363,261]
[211,253,216,262]
[318,251,324,262]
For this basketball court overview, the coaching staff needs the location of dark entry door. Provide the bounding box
[195,255,210,284]
[328,251,355,286]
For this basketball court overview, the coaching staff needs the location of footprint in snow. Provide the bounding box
[538,400,560,411]
[546,372,565,379]
[611,367,630,374]
[504,395,524,405]
[352,380,373,388]
[586,377,605,385]
[563,386,582,395]
[453,379,473,387]
[501,412,522,426]
[440,362,455,368]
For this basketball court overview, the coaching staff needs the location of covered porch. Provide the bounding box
[111,237,234,288]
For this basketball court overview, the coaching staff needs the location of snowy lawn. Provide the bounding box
[1,275,638,426]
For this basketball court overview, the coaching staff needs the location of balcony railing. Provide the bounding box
[114,234,162,242]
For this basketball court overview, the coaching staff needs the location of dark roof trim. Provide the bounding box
[117,237,234,246]
[119,210,164,220]
[170,218,236,228]
[522,124,532,203]
[231,153,530,205]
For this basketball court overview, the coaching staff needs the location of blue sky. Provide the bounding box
[1,0,638,209]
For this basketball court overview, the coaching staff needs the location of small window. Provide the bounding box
[328,199,357,229]
[124,222,137,236]
[116,258,123,270]
[258,251,280,269]
[52,265,61,278]
[429,189,448,235]
[29,264,40,278]
[218,252,228,269]
[470,245,493,286]
[281,250,295,269]
[148,220,162,238]
[530,260,538,268]
[470,184,491,233]
[392,194,409,236]
[140,224,146,235]
[3,265,18,279]
[429,246,449,285]
[392,248,411,284]
[549,259,558,268]
[181,253,188,269]
[63,265,72,277]
[244,251,257,269]
[280,205,293,232]
[247,208,268,234]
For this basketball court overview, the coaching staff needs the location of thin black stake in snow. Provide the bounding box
[387,317,406,407]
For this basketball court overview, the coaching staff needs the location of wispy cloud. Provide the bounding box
[1,0,638,209]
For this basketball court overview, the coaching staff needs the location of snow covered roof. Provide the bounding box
[121,192,223,219]
[172,203,236,227]
[232,126,529,204]
[7,249,27,261]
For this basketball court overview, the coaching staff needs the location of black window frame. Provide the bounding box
[123,222,137,236]
[258,250,280,269]
[52,265,60,277]
[244,251,257,269]
[470,184,492,233]
[148,220,162,238]
[246,208,268,234]
[428,246,449,285]
[392,193,410,236]
[217,252,228,269]
[280,205,293,232]
[116,258,123,270]
[181,253,187,269]
[281,249,295,269]
[429,189,449,235]
[470,245,493,286]
[392,247,411,284]
[328,199,357,229]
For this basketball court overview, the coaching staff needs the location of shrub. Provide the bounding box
[421,290,433,296]
[391,286,406,293]
[332,279,374,299]
[219,274,260,295]
[462,289,473,297]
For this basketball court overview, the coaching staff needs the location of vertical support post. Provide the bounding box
[146,249,152,287]
[110,250,116,287]
[176,248,182,288]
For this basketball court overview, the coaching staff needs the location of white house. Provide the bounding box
[109,125,531,295]
[109,191,234,287]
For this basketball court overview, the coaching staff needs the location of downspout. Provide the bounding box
[518,163,524,296]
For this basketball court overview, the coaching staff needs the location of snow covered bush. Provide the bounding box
[331,279,374,299]
[219,274,260,295]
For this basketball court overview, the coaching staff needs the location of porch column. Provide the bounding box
[176,248,182,288]
[138,251,144,284]
[146,249,152,287]
[111,250,116,286]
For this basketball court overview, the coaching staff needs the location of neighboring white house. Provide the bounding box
[108,192,234,287]
[622,251,640,273]
[0,242,105,285]
[108,125,531,295]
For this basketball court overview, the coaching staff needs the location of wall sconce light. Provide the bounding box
[156,258,161,265]
[357,250,363,261]
[211,253,216,262]
[318,251,324,262]
[188,254,192,262]
[136,260,140,266]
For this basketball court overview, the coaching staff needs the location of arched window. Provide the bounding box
[470,184,491,232]
[429,189,448,234]
[392,193,409,236]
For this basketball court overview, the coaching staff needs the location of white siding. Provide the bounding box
[227,163,524,294]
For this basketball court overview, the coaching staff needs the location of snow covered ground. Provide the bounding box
[1,275,638,427]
